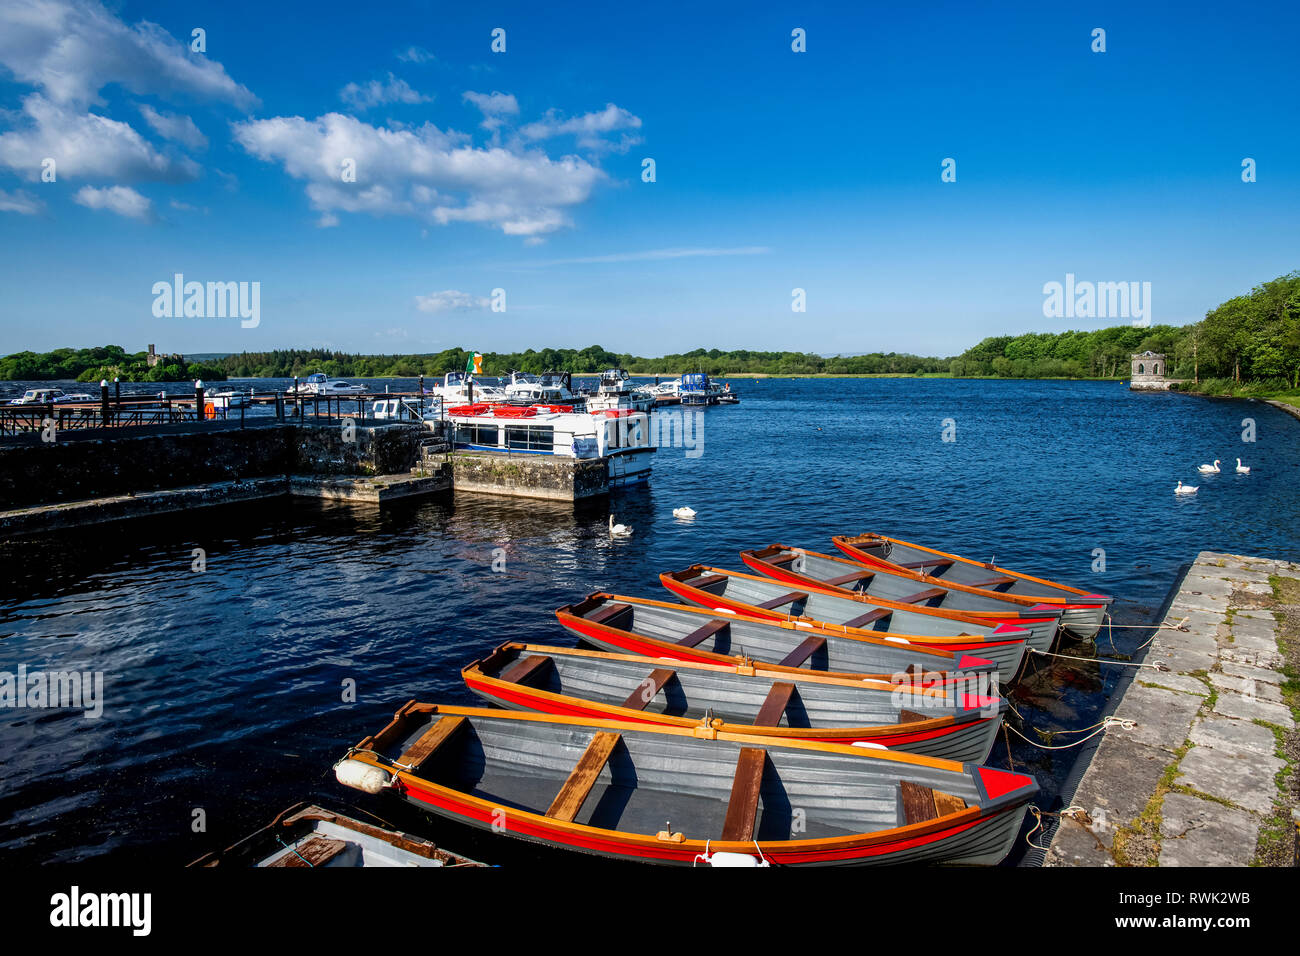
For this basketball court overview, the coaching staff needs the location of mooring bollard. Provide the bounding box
[100,379,110,427]
[194,379,205,423]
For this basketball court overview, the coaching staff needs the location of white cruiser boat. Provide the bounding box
[427,372,507,405]
[503,370,586,408]
[446,403,655,487]
[8,388,96,405]
[585,368,655,413]
[299,372,367,396]
[370,395,444,423]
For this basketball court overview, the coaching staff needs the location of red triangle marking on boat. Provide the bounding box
[978,766,1033,801]
[957,655,994,669]
[992,623,1029,635]
[961,694,1000,710]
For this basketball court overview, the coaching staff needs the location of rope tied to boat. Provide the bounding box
[1024,804,1090,850]
[1029,646,1169,671]
[1002,710,1136,751]
[274,834,316,867]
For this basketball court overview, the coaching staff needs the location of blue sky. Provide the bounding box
[1,0,1298,358]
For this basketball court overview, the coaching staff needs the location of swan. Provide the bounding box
[1235,458,1250,474]
[672,506,697,519]
[1175,480,1198,495]
[1197,459,1220,474]
[608,514,633,537]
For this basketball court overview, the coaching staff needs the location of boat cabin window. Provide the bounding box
[504,425,554,452]
[454,423,500,446]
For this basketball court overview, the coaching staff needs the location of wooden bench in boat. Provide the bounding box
[686,574,729,592]
[962,575,1017,589]
[755,590,809,611]
[546,731,621,823]
[268,836,349,867]
[898,559,954,571]
[777,634,826,668]
[899,780,967,825]
[753,682,796,727]
[586,602,634,630]
[499,654,555,688]
[396,715,467,771]
[675,618,730,649]
[843,608,893,629]
[622,668,676,710]
[893,587,947,605]
[823,569,875,587]
[765,553,799,568]
[720,747,768,842]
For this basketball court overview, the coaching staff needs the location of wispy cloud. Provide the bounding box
[529,246,772,266]
[0,187,44,215]
[72,184,152,220]
[396,46,435,64]
[138,104,207,151]
[415,290,490,313]
[340,73,431,110]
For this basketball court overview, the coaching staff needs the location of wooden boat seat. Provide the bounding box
[755,590,809,611]
[586,602,633,630]
[622,668,676,710]
[720,747,768,842]
[498,654,554,688]
[898,709,929,723]
[269,837,348,867]
[894,587,947,605]
[546,731,622,823]
[396,716,467,771]
[843,608,892,629]
[823,570,875,587]
[963,575,1017,589]
[687,574,729,592]
[675,618,730,648]
[766,553,799,567]
[777,635,826,668]
[899,780,968,825]
[898,559,954,571]
[753,682,796,726]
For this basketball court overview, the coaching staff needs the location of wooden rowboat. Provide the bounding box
[660,565,1031,677]
[463,642,1004,762]
[832,533,1112,639]
[188,803,485,868]
[555,592,1000,682]
[741,544,1062,652]
[335,703,1038,866]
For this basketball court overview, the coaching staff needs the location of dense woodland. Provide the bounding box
[5,272,1296,394]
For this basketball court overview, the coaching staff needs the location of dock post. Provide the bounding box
[418,374,425,417]
[99,379,109,428]
[195,379,205,423]
[114,377,121,416]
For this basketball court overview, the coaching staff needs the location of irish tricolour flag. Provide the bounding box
[465,352,483,375]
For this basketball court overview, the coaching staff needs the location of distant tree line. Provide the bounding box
[0,345,226,383]
[5,272,1295,389]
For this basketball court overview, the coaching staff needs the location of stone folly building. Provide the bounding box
[1130,350,1176,390]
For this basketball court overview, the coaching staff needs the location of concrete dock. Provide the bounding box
[1047,550,1298,867]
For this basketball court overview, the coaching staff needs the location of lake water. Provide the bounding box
[1,377,1296,866]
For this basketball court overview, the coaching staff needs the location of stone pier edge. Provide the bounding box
[1046,550,1298,867]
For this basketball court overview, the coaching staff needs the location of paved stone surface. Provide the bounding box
[1046,550,1295,868]
[1175,745,1283,814]
[1158,793,1260,867]
[1189,716,1279,757]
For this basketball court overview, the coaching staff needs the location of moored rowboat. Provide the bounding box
[335,703,1038,866]
[463,642,1004,762]
[555,592,1001,682]
[740,544,1062,652]
[660,566,1031,677]
[832,533,1111,639]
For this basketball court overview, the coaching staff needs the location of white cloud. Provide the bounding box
[0,187,44,215]
[0,94,199,182]
[72,184,152,220]
[139,104,207,151]
[415,290,490,313]
[233,112,606,236]
[463,91,519,129]
[520,103,642,152]
[532,246,772,266]
[397,46,435,64]
[340,73,431,110]
[0,0,256,109]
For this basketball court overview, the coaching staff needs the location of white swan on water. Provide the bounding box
[1197,459,1220,474]
[608,514,633,537]
[1236,458,1250,474]
[1175,480,1198,495]
[673,507,697,519]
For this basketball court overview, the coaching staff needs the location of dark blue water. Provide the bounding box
[1,378,1296,866]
